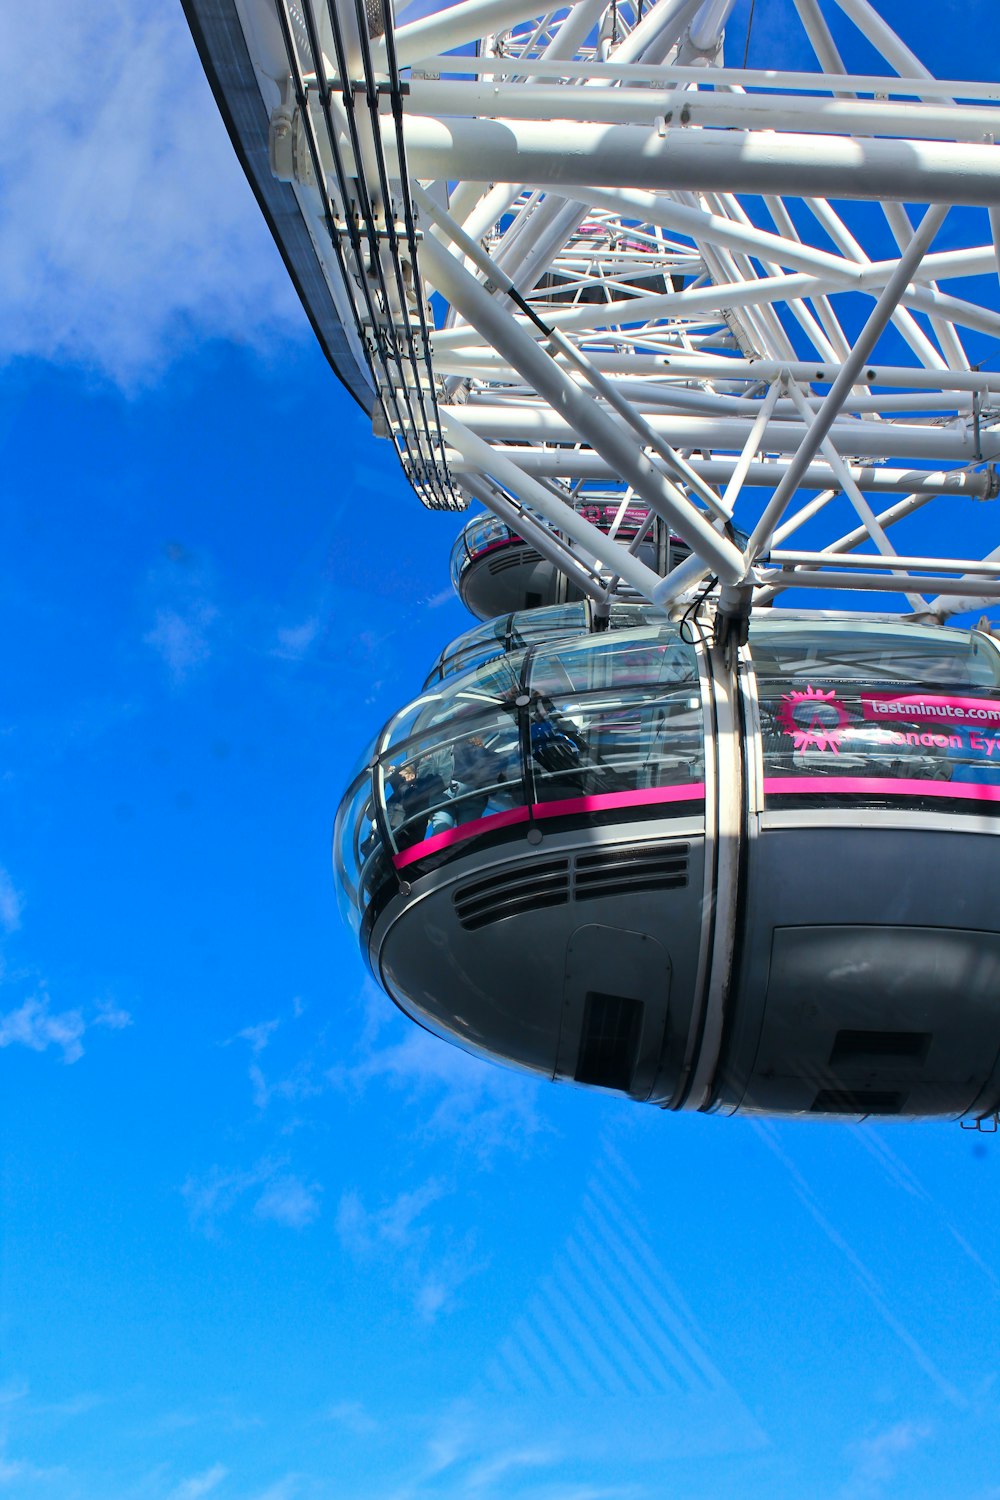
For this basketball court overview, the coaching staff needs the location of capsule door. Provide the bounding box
[557,924,671,1100]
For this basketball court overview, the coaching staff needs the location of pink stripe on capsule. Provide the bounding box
[391,782,707,869]
[392,806,531,869]
[764,775,1000,803]
[532,783,706,820]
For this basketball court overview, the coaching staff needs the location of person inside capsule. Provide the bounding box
[431,731,520,833]
[385,756,450,848]
[528,697,587,787]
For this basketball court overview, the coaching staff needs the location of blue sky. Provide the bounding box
[2,1,1000,1497]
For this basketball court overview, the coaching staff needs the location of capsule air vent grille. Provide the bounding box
[829,1030,931,1065]
[810,1089,905,1115]
[454,858,571,931]
[486,548,541,577]
[452,842,689,930]
[574,842,689,901]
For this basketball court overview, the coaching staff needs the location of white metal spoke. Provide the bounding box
[827,0,936,86]
[746,201,949,559]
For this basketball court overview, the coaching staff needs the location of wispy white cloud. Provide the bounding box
[0,1379,104,1427]
[0,863,131,1065]
[144,601,219,685]
[414,1278,453,1322]
[0,994,80,1060]
[336,1180,478,1321]
[0,1451,64,1488]
[0,867,23,934]
[233,1019,281,1055]
[336,1179,447,1258]
[465,1446,559,1490]
[182,1161,274,1236]
[416,1238,486,1323]
[272,618,321,662]
[254,1174,321,1229]
[377,1399,653,1500]
[325,1400,378,1436]
[249,1063,271,1111]
[94,998,132,1032]
[410,1254,479,1326]
[248,1060,322,1114]
[390,1382,761,1500]
[336,1019,548,1161]
[248,1476,305,1500]
[34,1391,105,1420]
[168,1462,229,1500]
[228,999,323,1116]
[325,991,549,1320]
[184,1158,320,1235]
[0,2,302,387]
[140,545,228,688]
[0,990,131,1064]
[0,1414,66,1488]
[841,1420,932,1498]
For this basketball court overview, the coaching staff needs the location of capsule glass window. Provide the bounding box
[376,654,528,857]
[334,765,384,934]
[751,619,1000,802]
[424,603,592,687]
[423,616,512,687]
[526,626,703,807]
[381,655,524,757]
[381,710,525,857]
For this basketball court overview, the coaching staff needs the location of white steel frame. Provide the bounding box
[221,0,1000,621]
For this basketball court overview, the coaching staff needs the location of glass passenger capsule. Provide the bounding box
[450,503,691,620]
[334,618,1000,1122]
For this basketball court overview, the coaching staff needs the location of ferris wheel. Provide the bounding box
[184,0,1000,1124]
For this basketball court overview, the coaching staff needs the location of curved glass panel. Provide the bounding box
[381,655,525,759]
[526,630,703,808]
[336,623,703,924]
[422,601,668,686]
[607,601,668,632]
[375,653,528,859]
[481,603,585,668]
[422,611,549,689]
[335,766,383,936]
[751,619,1000,805]
[382,711,526,857]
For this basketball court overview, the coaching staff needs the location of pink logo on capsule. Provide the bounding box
[778,686,850,753]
